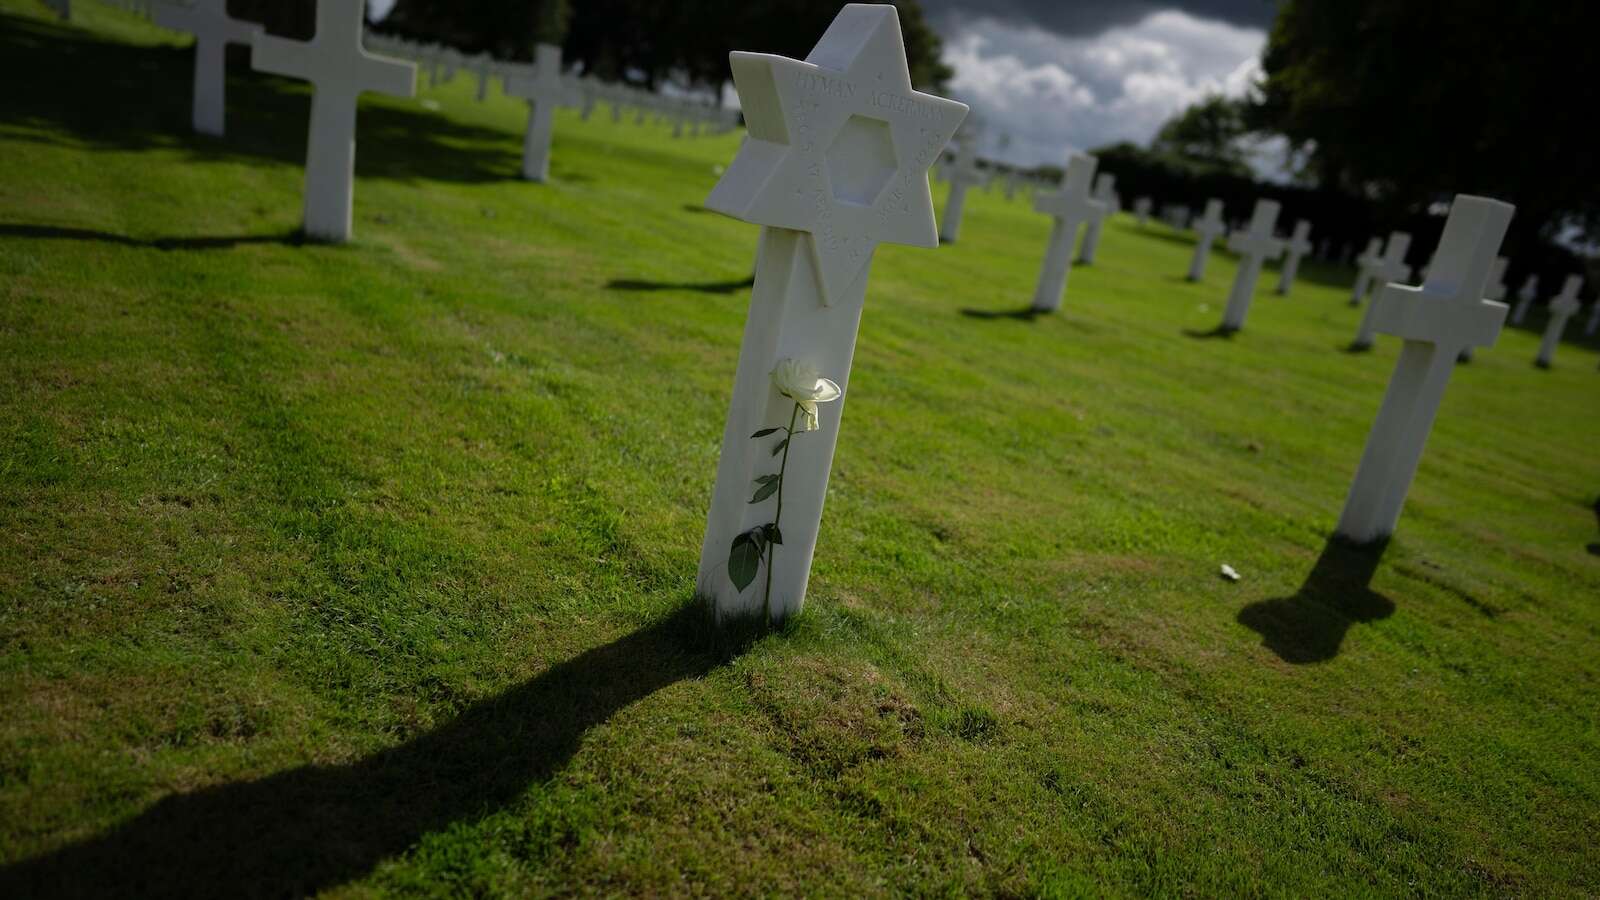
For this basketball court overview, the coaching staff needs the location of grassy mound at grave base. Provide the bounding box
[3,3,1599,896]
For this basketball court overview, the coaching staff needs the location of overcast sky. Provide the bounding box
[924,0,1279,166]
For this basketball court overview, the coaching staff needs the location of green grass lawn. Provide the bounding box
[3,3,1599,896]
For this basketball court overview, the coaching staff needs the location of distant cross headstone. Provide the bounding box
[423,43,441,88]
[1457,256,1508,362]
[1535,275,1584,368]
[1510,274,1540,324]
[938,134,983,243]
[1076,173,1116,264]
[153,0,261,137]
[1336,195,1514,544]
[1351,232,1413,349]
[1350,236,1384,305]
[1186,199,1226,280]
[252,0,416,243]
[505,44,575,183]
[695,3,966,625]
[1133,196,1151,227]
[1274,219,1313,295]
[1030,154,1108,314]
[472,53,493,102]
[1218,199,1285,332]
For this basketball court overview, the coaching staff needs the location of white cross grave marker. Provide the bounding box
[1457,256,1508,363]
[1335,195,1513,544]
[938,132,983,243]
[1350,236,1384,305]
[1218,199,1286,332]
[1535,275,1584,368]
[1511,274,1540,324]
[695,3,967,625]
[1351,232,1414,349]
[1076,173,1116,264]
[153,0,261,137]
[1274,219,1314,295]
[252,0,415,243]
[504,44,575,183]
[1030,154,1108,314]
[471,53,493,102]
[1186,198,1226,280]
[1133,196,1151,227]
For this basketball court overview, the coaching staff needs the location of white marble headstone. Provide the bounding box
[696,3,967,625]
[1274,219,1313,295]
[1187,199,1226,280]
[1351,232,1413,349]
[1336,195,1513,544]
[505,44,575,183]
[251,0,416,242]
[1350,236,1384,305]
[1133,196,1151,227]
[1510,274,1540,324]
[1030,154,1107,314]
[1076,173,1116,264]
[1457,256,1508,363]
[1219,199,1285,332]
[938,132,983,243]
[1536,275,1584,367]
[153,0,261,137]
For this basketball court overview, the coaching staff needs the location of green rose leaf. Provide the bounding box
[771,438,789,457]
[728,532,762,591]
[750,479,780,503]
[751,427,781,438]
[765,524,783,545]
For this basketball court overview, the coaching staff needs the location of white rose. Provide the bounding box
[770,358,842,432]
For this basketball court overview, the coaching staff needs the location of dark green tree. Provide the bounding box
[1251,0,1600,245]
[379,0,571,60]
[1150,95,1252,178]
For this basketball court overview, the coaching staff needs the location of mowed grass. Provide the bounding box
[3,3,1599,896]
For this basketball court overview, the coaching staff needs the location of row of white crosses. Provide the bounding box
[151,0,415,242]
[696,7,1540,621]
[367,32,740,139]
[153,0,745,241]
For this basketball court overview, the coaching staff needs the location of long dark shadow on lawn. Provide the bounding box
[0,223,305,250]
[605,275,753,295]
[0,604,726,899]
[1236,538,1395,664]
[961,305,1042,321]
[1588,495,1600,557]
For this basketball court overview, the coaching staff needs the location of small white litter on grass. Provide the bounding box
[1220,564,1240,582]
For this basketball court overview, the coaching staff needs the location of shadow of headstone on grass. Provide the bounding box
[1236,538,1395,664]
[0,604,728,900]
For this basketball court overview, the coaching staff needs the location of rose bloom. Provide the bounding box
[770,359,842,432]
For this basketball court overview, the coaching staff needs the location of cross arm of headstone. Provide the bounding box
[1369,197,1512,349]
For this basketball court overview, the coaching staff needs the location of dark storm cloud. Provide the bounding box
[921,0,1277,36]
